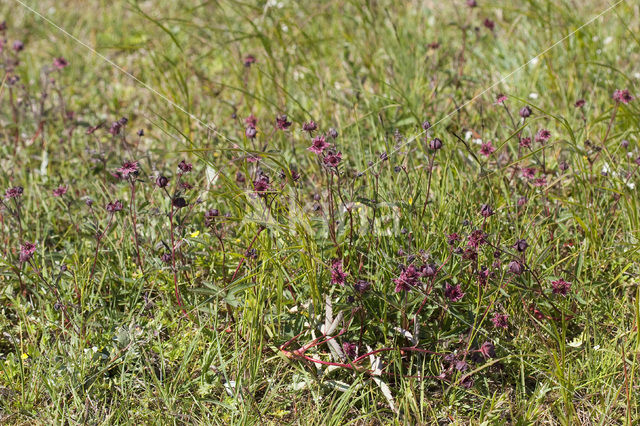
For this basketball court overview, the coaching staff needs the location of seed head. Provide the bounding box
[519,106,532,118]
[245,126,257,139]
[156,175,169,188]
[508,260,524,275]
[172,197,187,208]
[429,137,443,151]
[513,238,528,252]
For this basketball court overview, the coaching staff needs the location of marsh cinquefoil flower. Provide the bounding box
[19,241,37,263]
[308,135,329,154]
[178,160,193,174]
[444,283,465,302]
[491,313,509,329]
[330,259,347,286]
[253,174,270,197]
[117,161,139,179]
[551,278,571,296]
[613,89,633,104]
[394,265,422,292]
[276,114,292,130]
[302,121,318,133]
[5,186,23,199]
[535,129,551,144]
[106,200,123,213]
[479,141,495,157]
[53,57,68,69]
[323,150,342,168]
[52,185,68,197]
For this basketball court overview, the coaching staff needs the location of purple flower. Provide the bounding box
[302,121,318,133]
[330,259,347,286]
[479,341,495,359]
[477,266,490,286]
[243,55,256,67]
[342,342,357,359]
[551,279,571,296]
[447,233,461,245]
[495,94,507,104]
[245,126,257,139]
[519,137,532,148]
[491,313,509,329]
[519,106,532,118]
[178,160,193,174]
[422,120,432,131]
[116,161,139,179]
[429,137,443,151]
[574,99,586,108]
[483,18,495,31]
[52,185,68,197]
[327,128,339,139]
[467,0,478,7]
[53,57,68,69]
[308,135,329,154]
[19,242,36,263]
[5,186,23,199]
[521,167,536,179]
[394,265,422,292]
[613,89,633,104]
[517,196,528,207]
[245,115,257,127]
[253,175,270,197]
[12,40,24,52]
[508,260,524,275]
[323,150,342,168]
[479,204,494,218]
[467,230,487,249]
[479,141,495,157]
[535,129,551,143]
[444,283,465,302]
[106,200,123,213]
[276,114,292,130]
[532,177,547,187]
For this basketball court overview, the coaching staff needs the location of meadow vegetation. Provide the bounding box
[1,0,640,423]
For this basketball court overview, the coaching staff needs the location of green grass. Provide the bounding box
[1,0,640,424]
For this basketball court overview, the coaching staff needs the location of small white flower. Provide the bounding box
[604,36,613,45]
[472,138,483,145]
[529,93,539,99]
[530,57,539,66]
[465,131,473,141]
